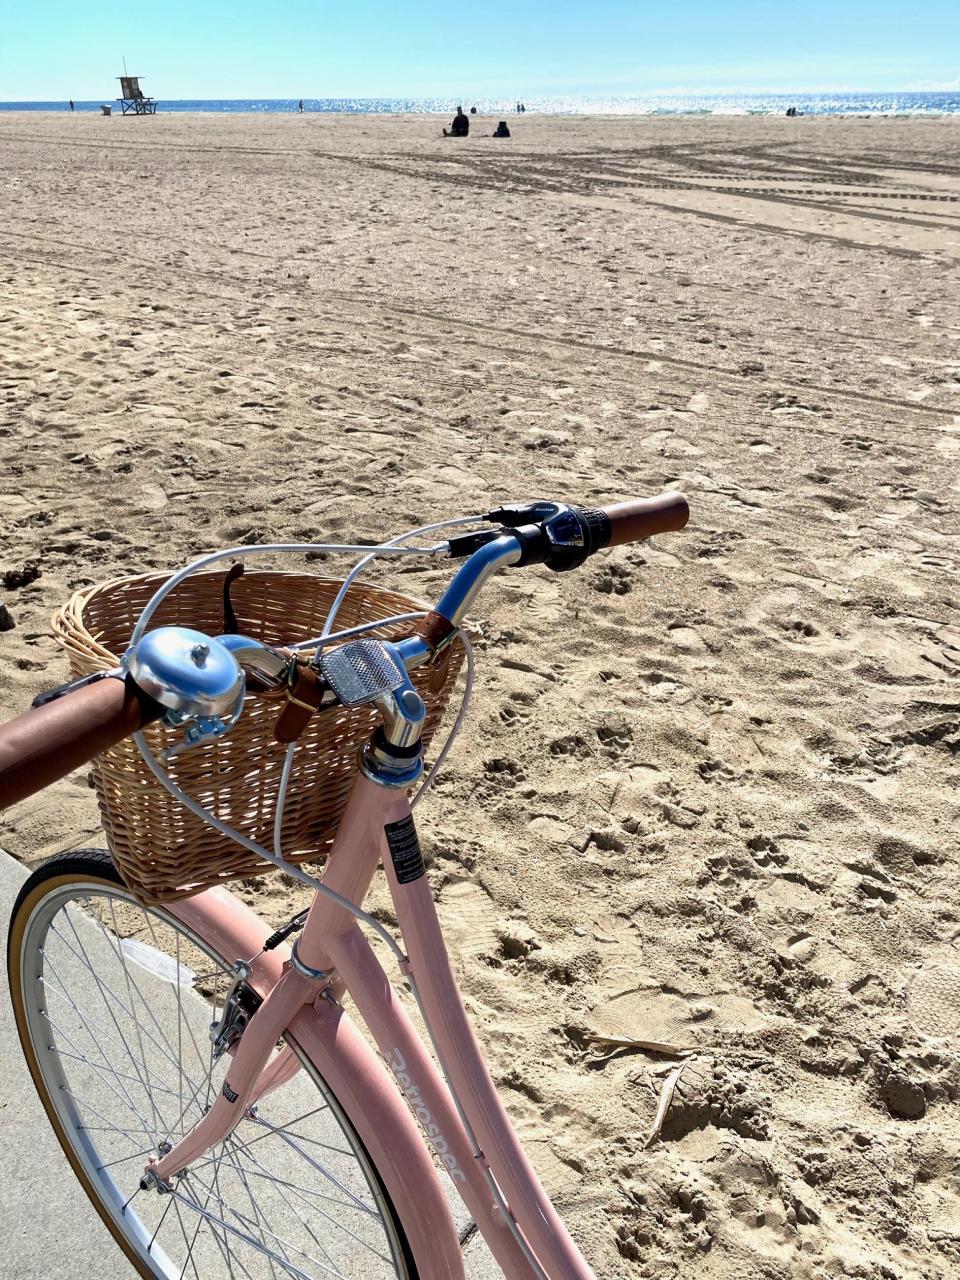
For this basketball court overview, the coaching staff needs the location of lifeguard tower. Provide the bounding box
[116,75,157,115]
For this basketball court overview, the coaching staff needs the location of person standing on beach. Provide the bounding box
[69,99,74,111]
[298,99,304,112]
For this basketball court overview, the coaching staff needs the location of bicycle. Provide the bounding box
[1,492,688,1280]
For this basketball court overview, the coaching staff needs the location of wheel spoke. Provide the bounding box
[45,924,202,1097]
[56,911,165,1135]
[53,1042,183,1100]
[54,1046,158,1143]
[60,1083,155,1146]
[176,933,185,1123]
[41,950,152,1125]
[107,899,166,1135]
[42,967,152,1087]
[219,1147,282,1280]
[221,1155,391,1264]
[171,1192,204,1280]
[189,1105,335,1171]
[48,911,221,1146]
[148,1196,176,1254]
[97,1144,161,1172]
[174,1174,345,1280]
[251,1113,377,1217]
[225,1138,345,1276]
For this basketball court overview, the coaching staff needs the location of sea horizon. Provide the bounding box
[2,90,960,117]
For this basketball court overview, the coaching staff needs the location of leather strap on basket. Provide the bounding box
[416,611,459,694]
[274,664,328,743]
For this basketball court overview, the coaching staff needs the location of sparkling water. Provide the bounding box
[3,92,960,116]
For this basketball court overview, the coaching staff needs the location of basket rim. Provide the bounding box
[52,567,441,667]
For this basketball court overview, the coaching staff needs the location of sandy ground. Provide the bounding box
[1,110,960,1279]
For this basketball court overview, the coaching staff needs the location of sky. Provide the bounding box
[2,0,958,100]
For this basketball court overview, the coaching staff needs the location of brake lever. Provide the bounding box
[485,500,566,526]
[446,529,504,559]
[447,503,570,560]
[455,502,610,573]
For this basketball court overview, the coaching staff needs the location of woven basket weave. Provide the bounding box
[52,569,464,903]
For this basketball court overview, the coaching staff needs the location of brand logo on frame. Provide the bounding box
[390,1049,466,1183]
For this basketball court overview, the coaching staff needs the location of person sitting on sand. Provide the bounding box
[443,106,470,138]
[493,120,511,138]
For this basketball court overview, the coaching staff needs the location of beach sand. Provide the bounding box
[1,110,959,1278]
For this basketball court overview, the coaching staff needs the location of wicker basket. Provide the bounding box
[52,569,464,903]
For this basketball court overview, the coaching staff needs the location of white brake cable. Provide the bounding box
[410,625,474,808]
[320,514,486,642]
[272,515,485,858]
[288,611,427,653]
[129,539,449,649]
[132,729,408,964]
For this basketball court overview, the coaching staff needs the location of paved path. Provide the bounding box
[0,849,130,1279]
[0,849,499,1278]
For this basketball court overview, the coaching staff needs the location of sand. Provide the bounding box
[1,110,959,1279]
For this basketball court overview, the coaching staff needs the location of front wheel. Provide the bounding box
[7,849,418,1279]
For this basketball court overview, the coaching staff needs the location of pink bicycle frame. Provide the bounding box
[152,772,597,1280]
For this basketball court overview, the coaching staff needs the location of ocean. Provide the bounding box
[2,92,960,117]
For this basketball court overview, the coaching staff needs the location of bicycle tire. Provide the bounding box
[7,849,420,1280]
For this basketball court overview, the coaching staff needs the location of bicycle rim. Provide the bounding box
[8,855,415,1280]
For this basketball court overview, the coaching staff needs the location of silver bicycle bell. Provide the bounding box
[125,627,246,755]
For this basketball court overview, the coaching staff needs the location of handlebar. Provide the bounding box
[0,492,688,812]
[601,492,689,547]
[431,491,689,627]
[0,674,164,810]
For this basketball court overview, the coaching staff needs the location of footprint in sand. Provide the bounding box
[436,880,499,966]
[782,618,821,640]
[907,955,960,1039]
[694,529,745,560]
[549,734,593,760]
[140,483,168,511]
[686,391,709,414]
[596,722,632,757]
[698,758,740,784]
[638,670,688,700]
[667,622,708,653]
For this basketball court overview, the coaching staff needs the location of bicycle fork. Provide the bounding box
[142,964,320,1189]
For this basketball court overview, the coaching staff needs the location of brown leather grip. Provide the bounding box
[601,491,689,548]
[0,676,162,812]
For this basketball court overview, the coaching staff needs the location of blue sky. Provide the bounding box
[2,0,957,99]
